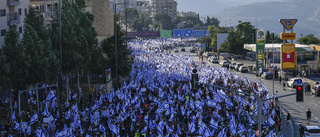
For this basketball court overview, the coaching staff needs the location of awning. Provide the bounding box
[311,44,320,51]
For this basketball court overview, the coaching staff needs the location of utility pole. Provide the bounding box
[58,0,63,105]
[114,4,118,87]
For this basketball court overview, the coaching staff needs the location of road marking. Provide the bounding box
[300,106,304,109]
[315,117,318,120]
[312,114,314,116]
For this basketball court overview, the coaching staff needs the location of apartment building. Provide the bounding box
[30,0,58,27]
[0,0,29,48]
[151,0,177,18]
[136,0,151,15]
[110,0,137,11]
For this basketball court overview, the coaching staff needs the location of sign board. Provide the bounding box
[173,29,193,37]
[21,122,28,130]
[280,33,296,40]
[281,44,296,69]
[217,33,228,51]
[127,31,160,37]
[255,130,259,136]
[297,79,302,84]
[280,19,298,30]
[160,30,172,38]
[256,30,265,70]
[194,30,209,37]
[201,43,206,50]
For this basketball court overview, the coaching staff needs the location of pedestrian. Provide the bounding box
[299,124,304,137]
[283,80,286,90]
[275,91,279,104]
[286,113,291,128]
[279,76,282,84]
[307,109,311,124]
[277,116,282,132]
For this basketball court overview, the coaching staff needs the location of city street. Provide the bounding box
[174,46,320,136]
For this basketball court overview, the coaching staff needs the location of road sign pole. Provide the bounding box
[257,95,262,137]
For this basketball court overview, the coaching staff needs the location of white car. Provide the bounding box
[234,62,243,71]
[303,126,320,137]
[286,78,302,88]
[239,66,248,73]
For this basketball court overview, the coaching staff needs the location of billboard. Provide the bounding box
[160,30,172,38]
[217,33,228,50]
[256,30,265,70]
[201,43,206,50]
[281,44,295,69]
[194,30,209,37]
[173,29,193,37]
[127,31,160,37]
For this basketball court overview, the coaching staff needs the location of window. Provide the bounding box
[19,27,22,33]
[0,9,6,17]
[1,29,6,37]
[18,8,21,15]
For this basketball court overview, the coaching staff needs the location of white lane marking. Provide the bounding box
[315,117,318,120]
[300,106,304,109]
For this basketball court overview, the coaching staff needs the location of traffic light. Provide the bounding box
[191,69,199,90]
[296,85,304,102]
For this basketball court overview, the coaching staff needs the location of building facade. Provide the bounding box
[136,0,151,15]
[151,0,177,18]
[30,0,57,27]
[0,0,29,48]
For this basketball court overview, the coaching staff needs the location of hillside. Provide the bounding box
[213,0,320,38]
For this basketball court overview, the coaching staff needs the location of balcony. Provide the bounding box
[45,11,57,20]
[7,0,20,6]
[7,12,20,25]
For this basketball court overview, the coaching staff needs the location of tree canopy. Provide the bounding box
[298,34,320,44]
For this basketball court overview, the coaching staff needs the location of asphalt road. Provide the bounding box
[173,46,320,136]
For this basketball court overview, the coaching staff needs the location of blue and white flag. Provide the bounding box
[27,124,31,135]
[198,122,206,135]
[225,98,233,107]
[188,122,196,133]
[207,100,216,107]
[229,118,237,134]
[157,121,164,136]
[30,113,38,125]
[204,128,211,137]
[190,98,195,110]
[169,113,174,122]
[43,102,50,117]
[14,121,19,130]
[210,118,218,129]
[196,100,204,110]
[72,93,78,100]
[167,125,174,133]
[11,111,15,121]
[108,122,118,135]
[247,115,255,124]
[99,124,106,132]
[141,126,148,133]
[46,90,57,101]
[177,124,182,134]
[8,134,12,137]
[218,128,227,137]
[268,116,275,126]
[14,101,17,109]
[134,101,140,108]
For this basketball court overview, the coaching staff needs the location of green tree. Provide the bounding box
[0,50,8,88]
[2,25,30,90]
[265,30,282,43]
[22,7,59,84]
[205,16,220,27]
[208,26,228,51]
[175,16,204,29]
[298,34,320,44]
[101,24,131,83]
[154,14,174,30]
[132,12,151,31]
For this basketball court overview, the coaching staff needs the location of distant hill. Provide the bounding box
[213,0,320,38]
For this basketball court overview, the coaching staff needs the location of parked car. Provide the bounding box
[257,68,268,77]
[312,84,320,96]
[239,66,248,73]
[206,53,215,58]
[302,126,320,137]
[229,62,237,70]
[181,48,185,52]
[174,49,179,53]
[219,60,229,67]
[286,78,302,88]
[234,62,243,71]
[261,72,273,79]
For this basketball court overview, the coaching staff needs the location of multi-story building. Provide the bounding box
[136,0,151,15]
[0,0,29,48]
[151,0,177,19]
[30,0,58,28]
[110,0,137,11]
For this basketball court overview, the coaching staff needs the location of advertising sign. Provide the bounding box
[217,33,228,51]
[194,30,209,37]
[173,29,193,37]
[127,31,160,37]
[280,33,296,40]
[256,30,265,70]
[281,44,295,69]
[160,30,172,38]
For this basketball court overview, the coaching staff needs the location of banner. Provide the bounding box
[127,31,160,37]
[256,30,265,70]
[281,44,295,69]
[201,43,206,50]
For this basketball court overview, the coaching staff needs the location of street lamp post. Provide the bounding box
[58,0,63,104]
[114,4,118,87]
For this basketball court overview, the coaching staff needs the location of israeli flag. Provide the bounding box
[99,124,106,132]
[43,102,50,117]
[30,113,38,125]
[108,122,118,135]
[14,121,19,130]
[157,121,163,136]
[198,122,205,135]
[216,104,222,110]
[210,118,218,129]
[268,116,276,126]
[181,106,185,116]
[239,123,246,132]
[167,125,174,133]
[131,96,138,104]
[27,124,31,135]
[196,100,203,110]
[177,124,182,134]
[229,119,237,134]
[169,113,174,122]
[207,100,216,107]
[266,130,274,137]
[141,126,148,133]
[14,101,17,109]
[72,93,78,100]
[225,98,233,107]
[218,128,227,137]
[46,90,57,101]
[188,122,196,133]
[190,98,195,110]
[8,134,12,137]
[247,115,255,124]
[204,128,211,137]
[134,101,140,108]
[11,111,15,121]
